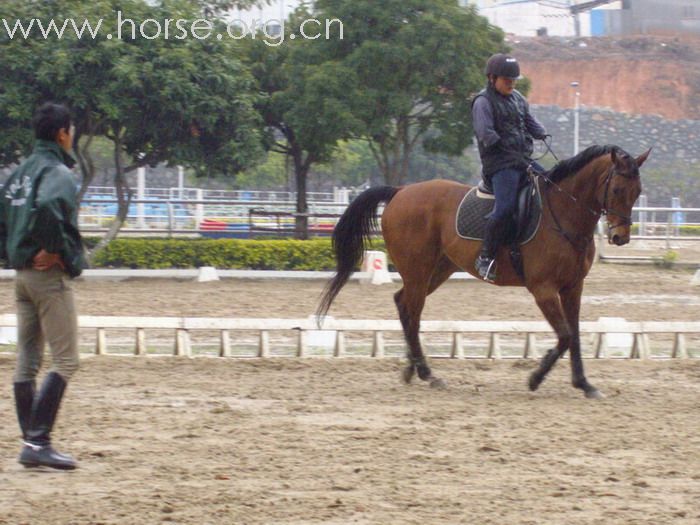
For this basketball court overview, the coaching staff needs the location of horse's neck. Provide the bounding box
[547,158,608,233]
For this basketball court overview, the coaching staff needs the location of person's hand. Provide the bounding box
[32,250,65,271]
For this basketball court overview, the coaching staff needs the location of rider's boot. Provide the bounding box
[475,217,502,283]
[18,372,77,470]
[14,379,35,441]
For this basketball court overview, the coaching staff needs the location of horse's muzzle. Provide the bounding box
[609,232,629,245]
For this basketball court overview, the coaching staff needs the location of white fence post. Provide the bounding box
[638,195,647,237]
[672,333,688,359]
[451,333,464,359]
[137,167,146,228]
[135,328,146,355]
[524,333,538,359]
[371,331,385,358]
[594,333,607,358]
[334,331,345,358]
[175,329,191,357]
[259,331,270,358]
[219,330,231,357]
[95,328,106,355]
[297,330,307,357]
[487,333,501,359]
[631,333,650,359]
[195,188,204,229]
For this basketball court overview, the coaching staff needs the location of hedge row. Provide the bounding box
[87,223,700,270]
[90,238,386,270]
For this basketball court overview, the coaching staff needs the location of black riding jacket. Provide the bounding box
[471,85,546,178]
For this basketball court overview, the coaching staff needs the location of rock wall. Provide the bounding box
[534,105,700,165]
[531,105,700,206]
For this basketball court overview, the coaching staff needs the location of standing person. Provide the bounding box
[471,53,547,283]
[0,102,86,469]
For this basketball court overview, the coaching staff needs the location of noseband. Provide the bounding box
[600,166,634,233]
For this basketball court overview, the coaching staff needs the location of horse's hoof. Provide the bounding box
[402,366,415,384]
[429,377,447,390]
[416,364,432,381]
[528,372,542,391]
[585,389,605,400]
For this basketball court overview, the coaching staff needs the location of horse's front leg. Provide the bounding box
[561,282,603,399]
[528,287,571,392]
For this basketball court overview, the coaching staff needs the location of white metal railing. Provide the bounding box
[631,206,700,240]
[78,187,700,238]
[78,198,347,235]
[82,186,344,203]
[0,315,697,359]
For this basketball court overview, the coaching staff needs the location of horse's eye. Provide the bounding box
[613,187,622,196]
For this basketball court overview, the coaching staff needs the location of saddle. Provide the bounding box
[456,172,543,277]
[456,178,542,244]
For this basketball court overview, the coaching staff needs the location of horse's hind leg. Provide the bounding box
[394,284,431,384]
[396,256,456,388]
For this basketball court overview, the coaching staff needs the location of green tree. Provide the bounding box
[234,150,290,189]
[243,7,361,238]
[0,0,264,256]
[311,140,378,190]
[309,0,505,185]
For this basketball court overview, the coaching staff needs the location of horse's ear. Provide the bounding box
[636,148,652,168]
[610,147,624,166]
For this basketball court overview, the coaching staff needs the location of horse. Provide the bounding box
[317,145,651,399]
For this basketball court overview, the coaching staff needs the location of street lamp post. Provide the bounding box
[571,81,580,155]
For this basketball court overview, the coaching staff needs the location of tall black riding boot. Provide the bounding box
[14,380,36,440]
[475,217,503,283]
[19,372,77,470]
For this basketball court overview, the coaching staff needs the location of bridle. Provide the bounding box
[539,160,635,251]
[600,165,634,233]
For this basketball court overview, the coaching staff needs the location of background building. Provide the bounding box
[228,0,308,32]
[618,0,700,35]
[464,0,700,37]
[466,1,622,37]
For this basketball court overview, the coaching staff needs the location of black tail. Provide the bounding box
[316,185,399,320]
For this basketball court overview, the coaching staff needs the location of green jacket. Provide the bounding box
[0,140,86,277]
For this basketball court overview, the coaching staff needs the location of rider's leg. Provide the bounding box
[475,168,522,282]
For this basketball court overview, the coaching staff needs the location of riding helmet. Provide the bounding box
[485,53,521,79]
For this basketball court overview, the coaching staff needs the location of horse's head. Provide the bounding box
[601,147,651,246]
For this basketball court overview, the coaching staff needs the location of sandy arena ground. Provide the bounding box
[0,262,699,524]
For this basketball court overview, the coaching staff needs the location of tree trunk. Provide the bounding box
[370,119,421,186]
[74,114,99,202]
[87,135,133,263]
[74,136,96,202]
[292,145,310,240]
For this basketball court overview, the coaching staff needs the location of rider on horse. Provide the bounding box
[471,53,548,283]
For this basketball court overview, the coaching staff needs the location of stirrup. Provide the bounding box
[475,256,497,283]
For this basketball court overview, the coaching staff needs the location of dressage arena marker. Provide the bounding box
[196,266,220,282]
[361,251,393,285]
[692,269,700,286]
[0,315,697,359]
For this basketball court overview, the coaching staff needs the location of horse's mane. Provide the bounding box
[547,145,617,182]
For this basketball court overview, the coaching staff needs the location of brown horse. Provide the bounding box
[317,145,651,399]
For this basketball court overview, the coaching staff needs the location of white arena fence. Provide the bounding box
[0,315,697,360]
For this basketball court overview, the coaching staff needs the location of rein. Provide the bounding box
[540,175,596,252]
[539,162,632,251]
[538,137,600,252]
